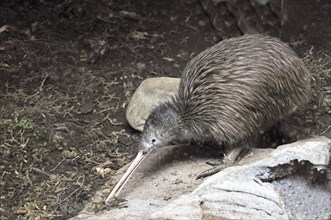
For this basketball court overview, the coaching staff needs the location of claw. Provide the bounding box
[196,164,227,179]
[196,147,249,179]
[197,157,231,179]
[206,160,224,166]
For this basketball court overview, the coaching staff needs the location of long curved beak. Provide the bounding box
[105,150,150,203]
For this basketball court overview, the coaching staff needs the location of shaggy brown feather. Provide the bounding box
[140,34,311,156]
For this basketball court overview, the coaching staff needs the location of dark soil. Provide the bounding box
[0,0,330,219]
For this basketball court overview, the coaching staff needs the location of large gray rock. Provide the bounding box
[150,137,331,220]
[126,77,180,131]
[72,137,331,220]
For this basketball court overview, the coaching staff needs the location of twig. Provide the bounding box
[59,175,85,203]
[320,125,331,135]
[39,73,49,91]
[31,167,51,177]
[51,158,65,172]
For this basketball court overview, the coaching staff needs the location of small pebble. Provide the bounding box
[137,62,146,71]
[198,20,206,27]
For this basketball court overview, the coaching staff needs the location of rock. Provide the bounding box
[79,99,94,114]
[126,77,180,131]
[198,20,206,27]
[136,62,146,71]
[71,137,331,220]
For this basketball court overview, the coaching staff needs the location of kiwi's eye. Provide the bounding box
[151,138,156,143]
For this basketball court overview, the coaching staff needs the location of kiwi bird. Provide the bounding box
[106,34,311,203]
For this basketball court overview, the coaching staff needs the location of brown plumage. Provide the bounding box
[140,34,310,155]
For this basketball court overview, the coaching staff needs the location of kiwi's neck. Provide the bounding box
[161,98,198,144]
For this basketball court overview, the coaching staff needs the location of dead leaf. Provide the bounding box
[119,11,141,20]
[0,25,8,33]
[96,167,111,177]
[131,31,148,40]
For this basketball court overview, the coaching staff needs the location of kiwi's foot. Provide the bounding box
[196,163,228,179]
[196,146,250,179]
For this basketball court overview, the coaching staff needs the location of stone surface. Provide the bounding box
[273,176,331,219]
[126,77,180,131]
[72,137,331,220]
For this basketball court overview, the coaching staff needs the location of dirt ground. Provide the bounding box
[0,0,330,219]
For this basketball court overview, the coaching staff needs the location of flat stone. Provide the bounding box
[126,77,180,131]
[71,136,331,220]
